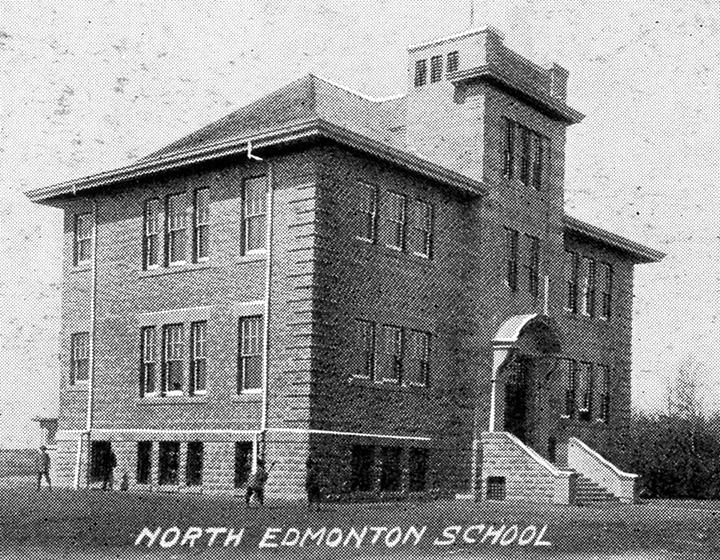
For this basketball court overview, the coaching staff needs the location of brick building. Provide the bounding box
[26,27,663,503]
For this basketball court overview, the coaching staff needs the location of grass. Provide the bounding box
[0,482,719,559]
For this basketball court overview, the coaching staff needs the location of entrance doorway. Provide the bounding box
[503,357,531,443]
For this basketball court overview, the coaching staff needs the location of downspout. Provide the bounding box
[73,200,99,489]
[257,161,275,465]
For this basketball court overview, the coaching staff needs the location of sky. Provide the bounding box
[1,0,719,447]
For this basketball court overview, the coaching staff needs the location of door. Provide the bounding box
[504,358,530,444]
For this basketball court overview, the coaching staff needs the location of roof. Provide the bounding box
[564,215,665,264]
[25,74,487,203]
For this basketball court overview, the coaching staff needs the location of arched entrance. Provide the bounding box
[488,314,562,449]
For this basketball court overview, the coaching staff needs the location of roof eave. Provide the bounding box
[449,65,585,125]
[564,215,665,264]
[25,119,486,203]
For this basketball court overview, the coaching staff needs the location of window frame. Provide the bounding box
[143,199,162,270]
[430,55,443,82]
[186,441,204,487]
[238,315,264,393]
[414,59,427,87]
[503,118,516,180]
[242,176,268,254]
[406,330,430,387]
[158,441,180,486]
[357,182,378,243]
[140,326,157,396]
[136,441,152,485]
[561,358,576,418]
[70,332,90,384]
[564,251,579,313]
[580,256,596,317]
[379,446,403,492]
[525,234,540,297]
[446,51,459,73]
[166,193,188,266]
[163,324,185,395]
[597,364,611,422]
[355,319,376,380]
[74,213,93,266]
[379,325,403,384]
[409,200,433,258]
[382,191,407,251]
[599,262,613,320]
[505,227,519,291]
[194,187,210,262]
[577,362,593,421]
[190,321,207,395]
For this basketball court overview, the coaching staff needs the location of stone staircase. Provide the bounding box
[574,474,620,504]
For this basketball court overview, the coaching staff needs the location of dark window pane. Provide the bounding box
[350,445,374,492]
[379,447,402,492]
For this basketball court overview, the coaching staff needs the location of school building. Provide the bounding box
[26,27,664,504]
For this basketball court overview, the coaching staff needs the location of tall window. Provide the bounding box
[380,325,403,383]
[143,199,161,269]
[74,213,92,266]
[408,448,429,492]
[158,441,180,486]
[414,59,427,87]
[186,441,203,486]
[597,365,611,422]
[379,447,402,492]
[505,228,519,291]
[166,194,187,264]
[136,441,152,484]
[163,324,184,393]
[503,118,515,179]
[580,257,596,316]
[194,188,210,261]
[350,445,374,491]
[356,319,375,379]
[406,330,430,386]
[409,200,433,257]
[243,176,267,253]
[141,327,157,395]
[382,192,407,250]
[430,55,443,82]
[564,251,578,312]
[561,358,576,417]
[519,126,532,185]
[525,235,540,297]
[577,362,593,421]
[598,262,613,320]
[358,182,378,242]
[71,332,90,384]
[190,321,207,394]
[446,51,459,73]
[238,316,263,392]
[234,442,253,488]
[532,137,547,190]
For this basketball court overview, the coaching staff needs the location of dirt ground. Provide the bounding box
[0,482,718,559]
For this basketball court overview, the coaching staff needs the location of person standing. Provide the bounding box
[245,460,269,508]
[35,445,51,491]
[102,447,117,491]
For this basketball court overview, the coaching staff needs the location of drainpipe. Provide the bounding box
[258,161,275,466]
[74,200,99,489]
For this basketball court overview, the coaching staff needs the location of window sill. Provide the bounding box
[136,395,208,405]
[235,254,265,265]
[69,264,92,274]
[139,262,214,278]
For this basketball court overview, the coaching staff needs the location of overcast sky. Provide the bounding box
[1,1,718,447]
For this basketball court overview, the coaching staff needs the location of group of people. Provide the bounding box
[36,445,324,508]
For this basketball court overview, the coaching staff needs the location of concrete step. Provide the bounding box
[575,475,620,503]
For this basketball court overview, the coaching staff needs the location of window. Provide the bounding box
[430,55,443,82]
[355,319,375,379]
[238,316,263,392]
[71,332,90,384]
[580,257,596,316]
[503,118,515,180]
[486,476,506,500]
[525,235,540,297]
[163,324,184,393]
[137,442,152,484]
[409,200,433,257]
[577,362,593,421]
[382,192,407,250]
[564,251,578,313]
[597,365,611,422]
[561,358,576,417]
[505,228,519,291]
[598,262,613,320]
[166,194,187,264]
[408,448,429,492]
[380,325,403,383]
[532,136,547,190]
[234,442,253,488]
[406,330,430,386]
[243,177,267,253]
[141,327,157,395]
[143,199,161,269]
[89,441,111,482]
[358,182,378,242]
[350,445,374,491]
[379,446,402,492]
[190,321,207,394]
[186,441,203,486]
[74,213,92,266]
[520,126,532,185]
[414,59,427,87]
[158,441,180,486]
[446,51,459,73]
[194,188,210,261]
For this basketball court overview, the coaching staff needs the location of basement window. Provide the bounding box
[186,441,203,486]
[486,476,506,500]
[379,446,402,492]
[350,445,374,492]
[136,441,152,484]
[158,441,180,486]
